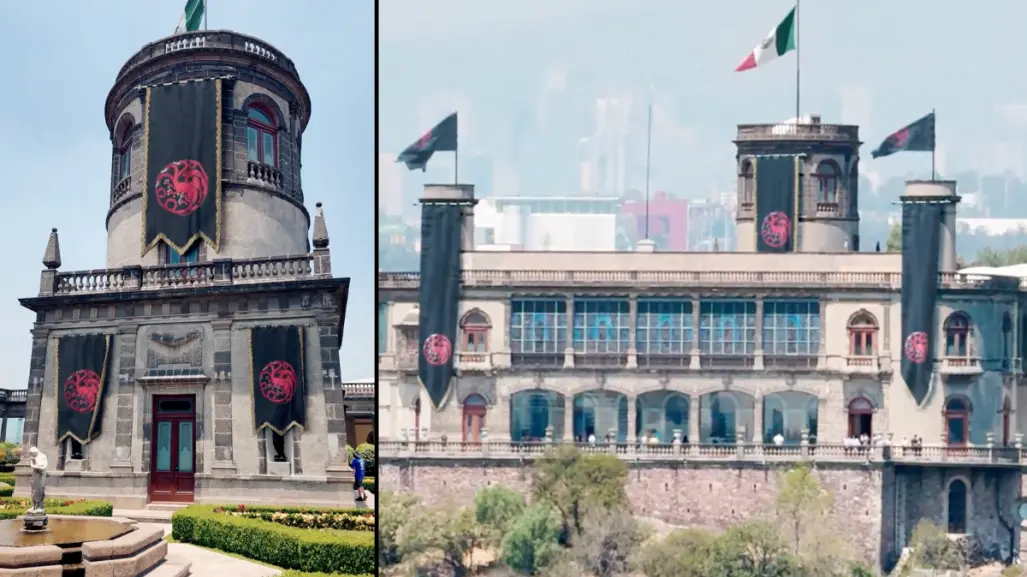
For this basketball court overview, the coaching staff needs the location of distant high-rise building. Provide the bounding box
[378,153,404,217]
[463,154,494,198]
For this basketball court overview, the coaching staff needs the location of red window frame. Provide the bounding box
[246,105,279,168]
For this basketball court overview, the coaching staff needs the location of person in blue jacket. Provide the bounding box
[351,453,366,502]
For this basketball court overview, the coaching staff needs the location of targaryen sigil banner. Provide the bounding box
[55,334,111,444]
[753,155,799,253]
[250,326,306,434]
[901,202,943,405]
[418,203,462,408]
[142,78,222,256]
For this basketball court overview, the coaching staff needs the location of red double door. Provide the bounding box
[149,395,196,503]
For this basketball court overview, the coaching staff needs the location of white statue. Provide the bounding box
[27,447,47,513]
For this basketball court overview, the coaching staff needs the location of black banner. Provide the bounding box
[55,335,111,444]
[872,112,936,159]
[418,203,462,408]
[397,113,458,171]
[901,203,943,405]
[142,78,222,255]
[754,155,798,252]
[250,326,306,433]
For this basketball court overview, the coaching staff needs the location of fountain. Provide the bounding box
[0,447,191,577]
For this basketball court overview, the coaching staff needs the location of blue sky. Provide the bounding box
[0,1,374,383]
[380,0,1027,195]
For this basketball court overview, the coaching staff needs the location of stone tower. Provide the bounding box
[15,30,356,509]
[734,115,861,252]
[105,31,312,267]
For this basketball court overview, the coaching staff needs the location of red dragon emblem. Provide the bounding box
[154,159,209,216]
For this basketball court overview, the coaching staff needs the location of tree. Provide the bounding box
[887,223,901,252]
[500,503,563,575]
[475,485,526,546]
[531,446,629,542]
[907,519,963,571]
[562,509,648,577]
[379,491,418,566]
[398,505,489,577]
[710,521,803,577]
[632,528,718,577]
[776,464,833,554]
[973,245,1027,267]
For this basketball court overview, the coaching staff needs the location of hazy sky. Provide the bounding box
[0,1,374,383]
[381,0,1027,194]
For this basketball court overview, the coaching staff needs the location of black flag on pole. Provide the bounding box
[250,326,307,434]
[900,202,943,405]
[753,155,799,252]
[872,112,936,159]
[396,113,458,171]
[142,78,222,255]
[418,203,462,407]
[56,334,111,444]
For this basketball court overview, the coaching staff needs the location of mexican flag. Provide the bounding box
[735,6,796,72]
[174,0,205,34]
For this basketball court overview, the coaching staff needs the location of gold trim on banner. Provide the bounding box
[250,326,306,436]
[418,375,454,411]
[793,155,800,249]
[141,78,224,257]
[54,335,112,445]
[751,157,759,251]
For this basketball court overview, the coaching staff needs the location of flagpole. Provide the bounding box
[454,147,459,186]
[931,108,936,181]
[795,0,801,121]
[203,0,208,30]
[644,103,652,240]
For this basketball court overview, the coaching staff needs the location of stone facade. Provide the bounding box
[13,30,358,509]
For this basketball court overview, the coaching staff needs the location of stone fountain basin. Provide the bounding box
[0,515,183,577]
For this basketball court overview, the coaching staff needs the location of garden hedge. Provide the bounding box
[0,473,16,487]
[362,477,375,494]
[172,505,374,575]
[0,498,112,519]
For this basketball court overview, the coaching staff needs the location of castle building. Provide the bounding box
[378,117,1027,570]
[14,30,359,508]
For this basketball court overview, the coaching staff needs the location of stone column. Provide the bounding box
[626,394,637,445]
[564,296,576,368]
[754,298,765,370]
[564,393,574,441]
[688,395,700,444]
[320,318,352,478]
[627,296,638,369]
[210,320,236,474]
[111,324,138,470]
[690,298,701,369]
[817,298,828,369]
[752,393,764,444]
[881,300,893,372]
[20,328,49,453]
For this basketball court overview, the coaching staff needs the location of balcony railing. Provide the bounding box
[47,254,323,297]
[380,440,1024,466]
[736,123,859,142]
[0,390,26,403]
[341,382,374,398]
[379,271,1025,291]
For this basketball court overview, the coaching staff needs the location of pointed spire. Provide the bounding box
[42,228,61,270]
[312,202,329,249]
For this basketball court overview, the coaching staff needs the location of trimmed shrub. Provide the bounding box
[280,572,373,577]
[0,473,15,487]
[173,505,374,575]
[212,504,373,531]
[362,477,375,494]
[346,444,375,474]
[0,498,112,519]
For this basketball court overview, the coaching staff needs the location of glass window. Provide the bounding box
[698,301,757,355]
[262,132,275,166]
[118,148,132,181]
[763,301,821,356]
[155,421,172,472]
[167,244,199,265]
[246,105,279,167]
[158,398,194,413]
[246,127,259,162]
[572,298,630,353]
[510,299,567,354]
[636,299,693,355]
[177,422,193,473]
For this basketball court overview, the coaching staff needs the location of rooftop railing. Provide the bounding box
[117,30,299,81]
[380,440,1023,467]
[44,254,326,297]
[736,123,859,142]
[378,270,1024,291]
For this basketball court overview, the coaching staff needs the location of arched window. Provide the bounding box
[116,119,134,183]
[847,397,874,438]
[462,394,487,442]
[161,242,200,265]
[246,104,279,167]
[816,160,840,204]
[847,311,878,356]
[944,396,971,446]
[739,160,754,206]
[944,313,973,357]
[460,310,491,353]
[946,478,969,533]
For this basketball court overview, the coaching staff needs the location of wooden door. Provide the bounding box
[149,395,196,503]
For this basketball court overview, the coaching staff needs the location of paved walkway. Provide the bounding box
[138,523,283,577]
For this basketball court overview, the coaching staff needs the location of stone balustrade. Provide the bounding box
[342,382,374,398]
[736,122,859,142]
[379,440,1024,466]
[118,30,299,81]
[46,254,324,297]
[378,270,1025,292]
